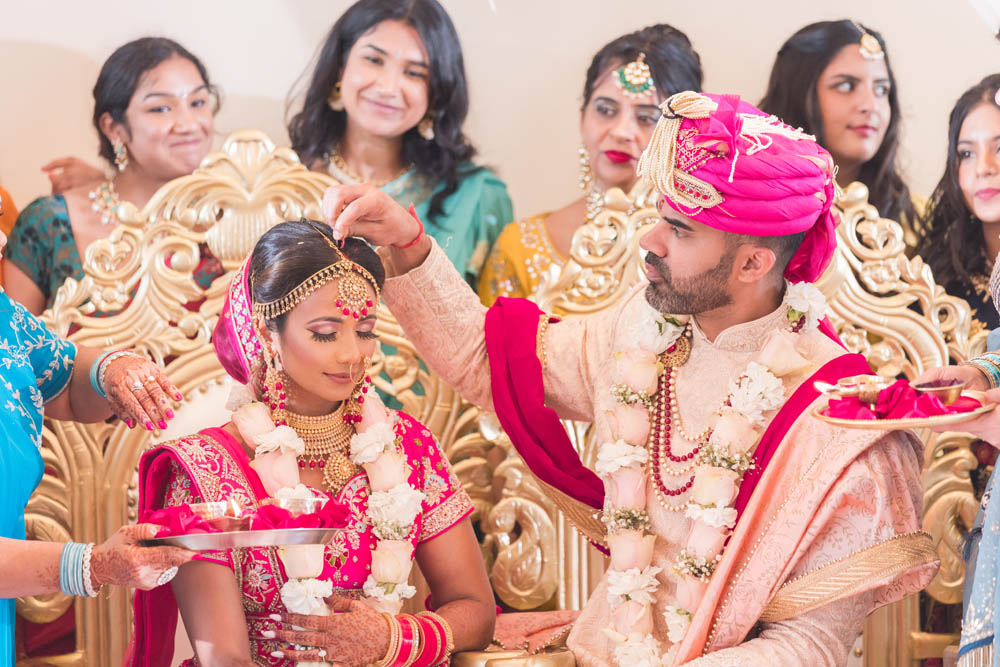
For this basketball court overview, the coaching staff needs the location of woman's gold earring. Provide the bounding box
[328,82,345,111]
[113,139,129,172]
[418,115,435,141]
[577,144,592,191]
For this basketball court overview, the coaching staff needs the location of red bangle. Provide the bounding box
[413,614,446,666]
[392,614,420,667]
[392,204,424,249]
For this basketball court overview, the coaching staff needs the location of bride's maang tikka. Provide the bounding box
[252,225,380,322]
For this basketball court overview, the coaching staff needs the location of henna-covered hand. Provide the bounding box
[103,353,183,431]
[90,523,195,591]
[258,595,391,666]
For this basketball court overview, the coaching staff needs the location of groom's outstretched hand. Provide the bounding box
[322,184,432,274]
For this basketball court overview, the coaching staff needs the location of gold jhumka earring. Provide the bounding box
[328,81,345,111]
[343,357,374,425]
[418,115,435,141]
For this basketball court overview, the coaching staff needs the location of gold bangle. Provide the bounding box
[418,611,454,661]
[375,612,401,667]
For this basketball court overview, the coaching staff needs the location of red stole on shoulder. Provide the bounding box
[126,427,265,667]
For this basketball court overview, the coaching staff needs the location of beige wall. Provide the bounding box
[1,0,996,221]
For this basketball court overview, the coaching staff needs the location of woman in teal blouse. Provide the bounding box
[4,37,220,315]
[288,0,512,288]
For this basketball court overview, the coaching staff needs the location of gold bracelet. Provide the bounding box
[417,611,454,662]
[375,612,401,667]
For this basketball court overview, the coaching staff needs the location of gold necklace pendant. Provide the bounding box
[286,403,359,494]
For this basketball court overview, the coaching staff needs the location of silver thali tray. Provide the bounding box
[141,527,340,551]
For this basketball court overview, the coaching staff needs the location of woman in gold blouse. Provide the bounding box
[478,25,702,305]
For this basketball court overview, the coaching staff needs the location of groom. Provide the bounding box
[322,92,938,666]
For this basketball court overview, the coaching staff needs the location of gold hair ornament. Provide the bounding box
[613,53,655,99]
[636,91,816,214]
[252,226,380,321]
[852,21,885,60]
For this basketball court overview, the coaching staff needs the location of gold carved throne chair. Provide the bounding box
[18,130,580,665]
[19,127,981,667]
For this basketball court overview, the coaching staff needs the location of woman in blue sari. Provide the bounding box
[288,0,512,289]
[0,221,193,665]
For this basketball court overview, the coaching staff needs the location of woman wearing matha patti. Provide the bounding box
[128,220,494,666]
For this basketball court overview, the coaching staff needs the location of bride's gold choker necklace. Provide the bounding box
[286,402,358,493]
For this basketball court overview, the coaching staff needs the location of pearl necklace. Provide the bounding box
[286,403,358,495]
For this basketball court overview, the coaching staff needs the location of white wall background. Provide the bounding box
[2,0,998,221]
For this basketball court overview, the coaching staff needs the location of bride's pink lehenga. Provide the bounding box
[126,256,474,667]
[129,417,472,667]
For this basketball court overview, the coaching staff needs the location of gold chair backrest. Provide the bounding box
[20,130,983,667]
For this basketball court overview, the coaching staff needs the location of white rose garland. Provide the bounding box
[599,281,823,664]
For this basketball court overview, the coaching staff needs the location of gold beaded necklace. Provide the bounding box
[286,402,359,495]
[326,148,412,188]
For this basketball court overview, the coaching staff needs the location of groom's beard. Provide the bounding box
[643,250,734,315]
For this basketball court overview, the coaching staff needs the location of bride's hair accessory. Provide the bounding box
[613,52,655,99]
[253,224,379,321]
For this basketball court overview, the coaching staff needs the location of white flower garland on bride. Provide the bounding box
[600,282,826,666]
[227,382,426,666]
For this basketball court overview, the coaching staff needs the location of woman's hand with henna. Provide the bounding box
[102,353,183,431]
[90,523,195,591]
[260,595,391,666]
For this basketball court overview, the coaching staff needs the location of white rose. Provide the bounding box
[663,606,692,644]
[231,402,276,448]
[370,540,414,583]
[690,466,739,507]
[367,484,426,530]
[684,503,737,529]
[596,439,649,476]
[606,565,662,606]
[225,382,255,412]
[630,314,683,354]
[785,282,827,331]
[613,349,663,396]
[279,578,332,615]
[757,329,811,377]
[728,362,785,426]
[277,544,326,579]
[254,425,305,456]
[708,409,759,454]
[275,484,315,501]
[612,633,667,667]
[362,573,417,603]
[349,421,396,464]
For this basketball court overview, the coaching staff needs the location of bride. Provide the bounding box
[128,220,494,666]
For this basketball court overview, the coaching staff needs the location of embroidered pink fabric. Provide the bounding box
[658,93,838,283]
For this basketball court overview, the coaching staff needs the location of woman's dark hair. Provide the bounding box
[916,74,1000,291]
[758,20,914,224]
[92,37,217,164]
[251,221,385,331]
[288,0,477,225]
[582,23,702,109]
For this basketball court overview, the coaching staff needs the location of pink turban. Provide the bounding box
[637,92,838,283]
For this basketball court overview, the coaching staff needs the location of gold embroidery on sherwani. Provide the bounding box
[758,531,938,622]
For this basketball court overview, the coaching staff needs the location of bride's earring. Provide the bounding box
[343,357,373,425]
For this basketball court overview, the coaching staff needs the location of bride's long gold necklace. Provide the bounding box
[287,402,359,494]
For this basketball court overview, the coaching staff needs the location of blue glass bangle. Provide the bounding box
[969,359,1000,389]
[59,542,87,597]
[89,352,112,399]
